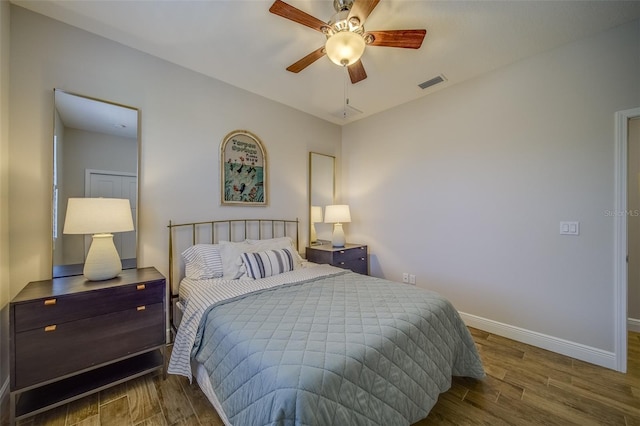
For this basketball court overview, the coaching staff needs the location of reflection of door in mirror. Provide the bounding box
[309,152,335,246]
[53,89,139,278]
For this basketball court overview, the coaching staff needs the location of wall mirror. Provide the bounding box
[52,89,140,278]
[309,152,335,246]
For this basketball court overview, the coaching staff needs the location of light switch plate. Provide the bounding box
[560,221,579,235]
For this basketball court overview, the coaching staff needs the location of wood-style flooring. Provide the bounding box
[5,328,640,426]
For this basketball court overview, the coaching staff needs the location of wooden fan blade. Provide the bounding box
[286,47,326,73]
[366,29,426,49]
[269,0,328,33]
[348,60,367,84]
[348,0,380,25]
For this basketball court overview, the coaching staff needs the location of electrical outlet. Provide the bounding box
[409,274,416,285]
[402,272,409,283]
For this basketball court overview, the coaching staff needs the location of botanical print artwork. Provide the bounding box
[221,131,266,206]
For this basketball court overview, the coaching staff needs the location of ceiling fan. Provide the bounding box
[269,0,426,84]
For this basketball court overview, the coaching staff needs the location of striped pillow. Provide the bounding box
[241,248,295,279]
[182,244,224,279]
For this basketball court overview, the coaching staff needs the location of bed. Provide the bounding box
[166,219,484,426]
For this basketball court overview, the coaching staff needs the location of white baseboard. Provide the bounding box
[629,317,640,333]
[459,312,617,370]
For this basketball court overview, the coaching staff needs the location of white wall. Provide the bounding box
[62,129,137,200]
[0,0,11,406]
[8,5,341,300]
[342,20,640,358]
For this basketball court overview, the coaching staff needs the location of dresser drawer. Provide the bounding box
[13,279,164,333]
[332,246,367,262]
[336,258,368,275]
[13,302,164,389]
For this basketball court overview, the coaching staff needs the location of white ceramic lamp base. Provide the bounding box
[83,233,122,281]
[331,223,346,248]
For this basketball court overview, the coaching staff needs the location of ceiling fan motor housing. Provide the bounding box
[333,0,355,13]
[327,10,364,37]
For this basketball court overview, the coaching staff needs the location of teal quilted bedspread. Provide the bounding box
[192,271,484,426]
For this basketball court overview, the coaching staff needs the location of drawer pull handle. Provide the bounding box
[339,250,345,254]
[339,262,345,265]
[44,325,56,332]
[360,258,365,261]
[137,284,146,290]
[137,306,146,311]
[44,299,56,306]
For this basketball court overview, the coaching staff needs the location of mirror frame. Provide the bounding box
[52,89,141,278]
[308,152,336,246]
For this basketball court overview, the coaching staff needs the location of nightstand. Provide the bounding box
[9,267,166,425]
[306,243,368,275]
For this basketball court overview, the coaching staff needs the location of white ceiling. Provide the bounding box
[55,90,138,139]
[13,0,640,125]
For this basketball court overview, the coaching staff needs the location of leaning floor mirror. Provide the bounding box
[52,89,140,278]
[309,152,335,246]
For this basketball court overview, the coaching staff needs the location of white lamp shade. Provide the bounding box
[63,198,134,235]
[325,31,366,66]
[324,204,351,224]
[311,205,323,223]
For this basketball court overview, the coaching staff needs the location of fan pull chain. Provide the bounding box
[343,65,349,119]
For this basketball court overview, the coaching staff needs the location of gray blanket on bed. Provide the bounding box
[192,271,484,426]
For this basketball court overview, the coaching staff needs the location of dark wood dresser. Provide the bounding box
[306,243,368,275]
[9,267,166,425]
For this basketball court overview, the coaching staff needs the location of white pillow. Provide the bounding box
[245,236,303,267]
[245,236,294,248]
[242,248,295,279]
[181,244,223,279]
[219,240,252,279]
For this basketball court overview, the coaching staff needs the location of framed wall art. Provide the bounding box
[220,130,267,206]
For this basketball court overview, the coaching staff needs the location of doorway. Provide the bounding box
[614,107,640,373]
[629,118,640,335]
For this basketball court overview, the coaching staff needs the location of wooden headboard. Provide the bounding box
[167,218,300,297]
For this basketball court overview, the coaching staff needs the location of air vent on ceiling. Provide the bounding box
[418,74,447,90]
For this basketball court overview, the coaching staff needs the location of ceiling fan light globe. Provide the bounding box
[325,31,365,66]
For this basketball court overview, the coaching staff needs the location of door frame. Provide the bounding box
[614,106,640,372]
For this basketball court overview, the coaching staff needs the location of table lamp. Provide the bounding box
[63,198,134,281]
[324,204,351,248]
